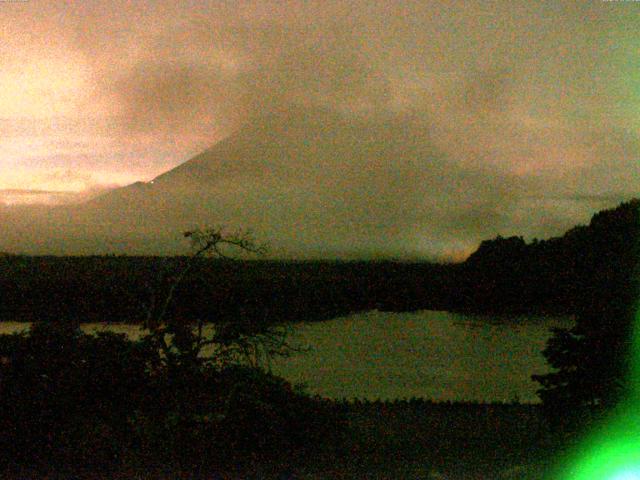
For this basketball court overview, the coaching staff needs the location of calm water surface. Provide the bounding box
[0,310,572,403]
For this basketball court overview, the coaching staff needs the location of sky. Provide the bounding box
[1,1,639,258]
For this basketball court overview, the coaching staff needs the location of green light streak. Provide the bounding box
[559,400,640,479]
[557,212,640,480]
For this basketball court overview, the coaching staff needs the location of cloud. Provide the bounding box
[1,1,639,257]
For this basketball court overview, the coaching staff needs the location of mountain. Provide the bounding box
[0,107,487,258]
[0,106,622,258]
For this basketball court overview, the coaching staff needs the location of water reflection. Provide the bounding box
[0,310,572,403]
[270,310,573,403]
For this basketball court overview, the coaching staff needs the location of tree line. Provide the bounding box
[0,199,638,476]
[1,202,637,324]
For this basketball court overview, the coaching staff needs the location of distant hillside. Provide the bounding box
[0,199,637,323]
[455,198,640,314]
[0,256,453,324]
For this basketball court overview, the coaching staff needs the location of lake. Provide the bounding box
[0,310,573,403]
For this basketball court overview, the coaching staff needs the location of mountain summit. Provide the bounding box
[0,107,613,259]
[0,108,444,257]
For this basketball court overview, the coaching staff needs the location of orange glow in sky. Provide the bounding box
[0,0,637,232]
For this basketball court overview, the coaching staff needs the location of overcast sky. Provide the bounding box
[1,1,639,258]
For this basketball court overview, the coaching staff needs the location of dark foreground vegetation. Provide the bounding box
[0,322,344,479]
[0,199,638,478]
[0,322,564,479]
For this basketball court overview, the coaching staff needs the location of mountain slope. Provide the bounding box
[0,107,581,258]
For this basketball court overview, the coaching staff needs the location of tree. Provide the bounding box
[140,226,296,371]
[0,227,340,476]
[532,199,640,429]
[131,227,303,456]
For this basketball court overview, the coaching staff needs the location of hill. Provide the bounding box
[456,198,640,314]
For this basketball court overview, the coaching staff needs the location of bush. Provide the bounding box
[0,322,154,473]
[0,229,348,477]
[0,322,345,477]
